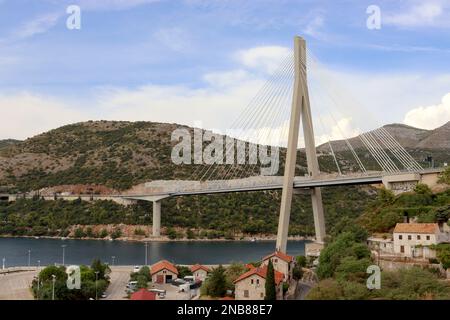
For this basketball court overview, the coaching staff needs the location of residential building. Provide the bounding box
[150,260,178,283]
[367,237,395,254]
[190,264,210,281]
[393,223,440,258]
[130,288,157,300]
[260,251,294,281]
[234,266,284,300]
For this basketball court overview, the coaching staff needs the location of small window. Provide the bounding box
[408,235,412,240]
[260,292,264,298]
[399,235,403,240]
[256,279,260,285]
[274,258,278,263]
[251,279,254,285]
[417,235,421,240]
[426,235,430,240]
[244,290,249,298]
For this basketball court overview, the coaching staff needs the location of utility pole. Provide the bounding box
[144,242,148,265]
[95,271,99,300]
[51,275,56,300]
[61,245,66,266]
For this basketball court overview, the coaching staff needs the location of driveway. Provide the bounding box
[0,270,37,300]
[104,266,132,300]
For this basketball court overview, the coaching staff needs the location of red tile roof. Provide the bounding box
[130,289,156,300]
[191,264,210,273]
[262,251,294,263]
[393,223,439,234]
[233,266,284,285]
[150,260,178,275]
[245,263,255,270]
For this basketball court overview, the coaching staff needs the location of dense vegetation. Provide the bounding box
[307,225,450,300]
[0,185,374,238]
[358,184,450,233]
[31,259,110,300]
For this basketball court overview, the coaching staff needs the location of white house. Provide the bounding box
[234,266,284,300]
[260,251,294,281]
[393,223,440,258]
[190,264,210,281]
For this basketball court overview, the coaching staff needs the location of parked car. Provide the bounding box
[133,266,141,273]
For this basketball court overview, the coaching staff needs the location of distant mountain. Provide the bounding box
[0,120,448,193]
[317,122,449,152]
[0,139,21,149]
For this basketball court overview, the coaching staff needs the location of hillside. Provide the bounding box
[0,120,448,192]
[0,139,21,150]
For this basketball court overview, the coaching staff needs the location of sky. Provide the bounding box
[0,0,449,143]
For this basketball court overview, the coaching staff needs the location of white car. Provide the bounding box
[133,266,141,273]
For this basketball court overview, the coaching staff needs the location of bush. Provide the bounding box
[438,167,450,184]
[74,227,86,238]
[134,228,146,236]
[110,229,122,239]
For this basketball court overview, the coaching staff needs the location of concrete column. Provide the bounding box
[276,36,304,253]
[152,200,161,237]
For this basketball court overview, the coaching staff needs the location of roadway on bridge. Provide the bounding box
[0,270,37,300]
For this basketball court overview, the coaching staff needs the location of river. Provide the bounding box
[0,237,307,267]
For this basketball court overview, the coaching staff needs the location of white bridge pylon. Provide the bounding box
[276,36,326,252]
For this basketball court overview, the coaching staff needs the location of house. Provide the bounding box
[190,264,210,281]
[234,266,284,300]
[393,223,440,258]
[367,237,395,255]
[260,251,294,281]
[150,260,178,283]
[130,288,156,300]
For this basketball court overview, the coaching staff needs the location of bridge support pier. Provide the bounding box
[276,36,326,253]
[311,187,326,243]
[152,200,161,237]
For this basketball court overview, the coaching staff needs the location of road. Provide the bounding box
[0,270,37,300]
[104,266,131,300]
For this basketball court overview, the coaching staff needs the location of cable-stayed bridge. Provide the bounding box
[2,36,446,253]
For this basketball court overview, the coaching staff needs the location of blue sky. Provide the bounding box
[0,0,449,140]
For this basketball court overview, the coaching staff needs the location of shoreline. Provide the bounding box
[0,234,313,243]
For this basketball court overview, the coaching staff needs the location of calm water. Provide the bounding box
[0,237,307,267]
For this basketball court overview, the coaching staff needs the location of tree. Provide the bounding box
[377,187,395,204]
[296,255,307,268]
[414,183,432,195]
[264,260,276,300]
[176,265,192,278]
[438,166,450,185]
[204,265,227,297]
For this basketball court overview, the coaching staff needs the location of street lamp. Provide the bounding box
[28,249,31,267]
[61,245,66,266]
[2,257,5,270]
[95,271,99,300]
[111,256,116,266]
[37,260,41,269]
[144,242,148,265]
[51,274,56,300]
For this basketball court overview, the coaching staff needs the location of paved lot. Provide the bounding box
[0,270,37,300]
[104,266,132,300]
[150,282,192,300]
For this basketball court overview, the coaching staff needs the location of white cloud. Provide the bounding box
[235,46,291,74]
[384,2,448,28]
[13,13,61,39]
[153,27,191,52]
[0,92,86,140]
[303,15,325,40]
[1,44,449,146]
[403,93,450,129]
